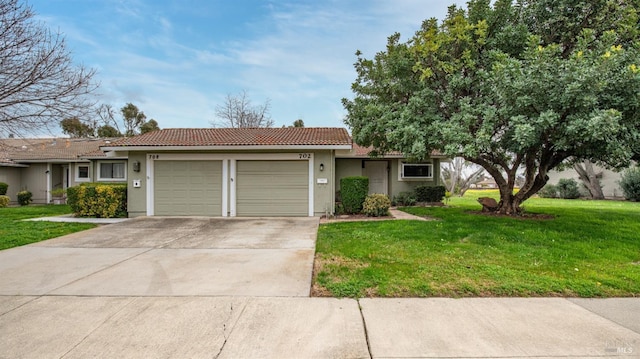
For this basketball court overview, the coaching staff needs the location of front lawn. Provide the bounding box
[0,205,96,250]
[314,193,640,298]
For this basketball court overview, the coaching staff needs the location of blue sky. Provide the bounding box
[30,0,463,131]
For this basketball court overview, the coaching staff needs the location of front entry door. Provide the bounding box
[363,161,388,195]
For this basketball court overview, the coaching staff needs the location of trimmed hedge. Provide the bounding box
[67,183,127,218]
[17,190,32,206]
[340,176,369,214]
[415,185,446,202]
[0,182,7,195]
[0,195,9,208]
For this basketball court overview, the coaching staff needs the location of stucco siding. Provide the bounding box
[390,158,441,198]
[335,158,442,201]
[335,159,363,192]
[21,164,48,204]
[0,167,22,203]
[313,150,334,216]
[127,152,147,217]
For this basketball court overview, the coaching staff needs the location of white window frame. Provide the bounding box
[97,160,127,182]
[75,163,91,182]
[399,162,433,181]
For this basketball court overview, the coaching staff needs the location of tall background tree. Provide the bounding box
[0,0,97,137]
[60,117,95,138]
[59,102,159,137]
[441,158,485,197]
[120,102,146,136]
[343,0,640,214]
[212,90,274,128]
[140,119,160,134]
[572,160,605,199]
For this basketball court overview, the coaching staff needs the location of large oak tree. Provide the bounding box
[343,0,640,214]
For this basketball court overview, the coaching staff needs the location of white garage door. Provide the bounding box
[236,160,308,216]
[154,160,223,216]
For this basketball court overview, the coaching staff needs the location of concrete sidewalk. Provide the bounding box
[1,296,638,358]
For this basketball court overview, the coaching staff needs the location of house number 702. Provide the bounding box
[299,153,311,159]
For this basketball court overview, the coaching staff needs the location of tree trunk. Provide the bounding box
[494,159,550,215]
[496,187,523,215]
[573,161,605,199]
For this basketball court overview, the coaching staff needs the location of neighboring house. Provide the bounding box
[547,165,625,198]
[99,127,445,217]
[0,138,125,204]
[336,144,445,198]
[470,176,498,189]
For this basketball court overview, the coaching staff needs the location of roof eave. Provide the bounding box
[335,153,450,159]
[4,159,90,163]
[0,162,29,168]
[100,144,353,151]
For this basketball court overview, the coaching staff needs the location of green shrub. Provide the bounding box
[340,176,369,214]
[393,191,416,206]
[17,190,32,206]
[51,188,66,198]
[557,178,581,199]
[67,183,127,218]
[0,182,8,195]
[363,194,391,217]
[0,195,9,207]
[415,185,446,202]
[619,166,640,201]
[538,184,558,198]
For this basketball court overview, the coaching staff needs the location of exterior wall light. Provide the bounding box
[319,163,324,171]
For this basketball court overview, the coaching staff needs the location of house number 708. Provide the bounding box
[148,154,160,159]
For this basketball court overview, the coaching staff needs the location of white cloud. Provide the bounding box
[33,0,467,131]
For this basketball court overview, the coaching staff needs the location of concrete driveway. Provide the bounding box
[0,216,319,297]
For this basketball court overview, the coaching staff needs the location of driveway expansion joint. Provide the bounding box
[59,296,137,358]
[44,247,155,296]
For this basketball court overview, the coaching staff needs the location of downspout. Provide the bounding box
[46,163,52,204]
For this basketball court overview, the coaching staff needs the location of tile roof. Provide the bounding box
[103,128,352,148]
[0,138,117,162]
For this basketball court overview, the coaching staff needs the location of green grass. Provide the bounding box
[314,191,640,298]
[0,205,96,250]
